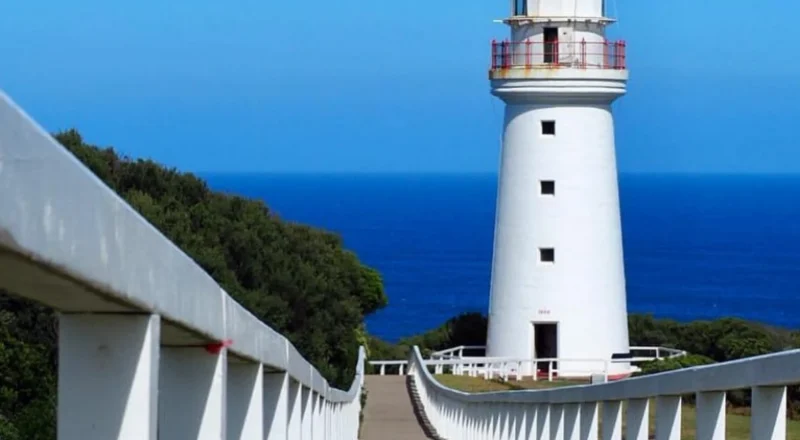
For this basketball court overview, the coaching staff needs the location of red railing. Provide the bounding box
[490,40,627,71]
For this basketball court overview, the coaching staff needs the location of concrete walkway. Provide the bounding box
[360,376,430,440]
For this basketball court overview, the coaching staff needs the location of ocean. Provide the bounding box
[204,173,800,343]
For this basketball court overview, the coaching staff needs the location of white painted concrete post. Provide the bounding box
[501,405,513,440]
[328,402,335,440]
[263,372,290,440]
[227,361,264,440]
[485,406,493,440]
[625,399,649,440]
[550,404,565,440]
[563,403,580,440]
[508,405,520,440]
[472,405,483,440]
[58,313,160,440]
[318,394,326,440]
[301,387,314,440]
[400,364,405,375]
[329,402,335,440]
[518,405,538,440]
[696,391,725,440]
[323,397,329,440]
[516,405,531,440]
[487,406,497,440]
[302,387,313,440]
[159,346,226,440]
[600,401,622,440]
[311,392,322,440]
[751,386,787,440]
[288,379,303,438]
[655,395,681,440]
[536,404,550,440]
[333,403,344,440]
[325,401,332,440]
[336,403,343,439]
[579,402,598,440]
[309,393,317,440]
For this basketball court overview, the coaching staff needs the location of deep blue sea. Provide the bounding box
[204,173,800,342]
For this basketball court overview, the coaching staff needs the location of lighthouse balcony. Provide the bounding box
[490,39,626,79]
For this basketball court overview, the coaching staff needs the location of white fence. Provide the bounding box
[0,90,363,439]
[370,344,687,382]
[409,345,800,439]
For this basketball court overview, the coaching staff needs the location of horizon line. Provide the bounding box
[195,170,800,177]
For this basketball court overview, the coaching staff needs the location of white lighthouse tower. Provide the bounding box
[485,0,631,377]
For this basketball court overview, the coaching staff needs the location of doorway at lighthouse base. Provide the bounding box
[532,322,558,378]
[528,321,634,381]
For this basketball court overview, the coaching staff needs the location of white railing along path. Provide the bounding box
[409,345,800,440]
[0,90,364,439]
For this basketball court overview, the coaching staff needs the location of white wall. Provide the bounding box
[486,101,630,375]
[524,0,605,18]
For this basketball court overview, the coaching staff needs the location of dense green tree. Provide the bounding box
[629,314,793,362]
[400,312,488,356]
[634,354,716,376]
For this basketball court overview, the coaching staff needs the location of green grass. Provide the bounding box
[435,374,586,392]
[434,375,800,439]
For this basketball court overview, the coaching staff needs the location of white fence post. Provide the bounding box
[564,403,580,440]
[537,404,550,440]
[655,395,681,440]
[579,401,598,440]
[600,401,622,440]
[696,391,725,440]
[550,404,564,440]
[302,387,313,440]
[159,345,226,439]
[57,314,160,440]
[227,361,264,440]
[752,386,787,440]
[311,392,322,440]
[263,372,290,440]
[288,380,303,438]
[519,404,535,440]
[626,398,649,440]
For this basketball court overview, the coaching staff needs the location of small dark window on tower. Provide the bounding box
[544,27,559,63]
[541,180,555,195]
[542,120,556,135]
[514,0,527,16]
[540,248,555,263]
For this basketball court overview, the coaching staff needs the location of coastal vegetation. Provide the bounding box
[0,129,387,439]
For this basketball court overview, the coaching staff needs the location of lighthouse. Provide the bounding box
[485,0,631,377]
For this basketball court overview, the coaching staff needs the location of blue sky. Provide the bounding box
[1,0,797,173]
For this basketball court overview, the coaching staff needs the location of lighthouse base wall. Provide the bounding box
[485,101,630,376]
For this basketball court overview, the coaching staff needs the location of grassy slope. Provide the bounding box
[434,376,800,439]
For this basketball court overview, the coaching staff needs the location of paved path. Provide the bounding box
[360,376,430,440]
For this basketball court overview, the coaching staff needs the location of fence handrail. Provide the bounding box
[368,360,408,366]
[409,345,800,404]
[430,345,487,358]
[0,90,363,404]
